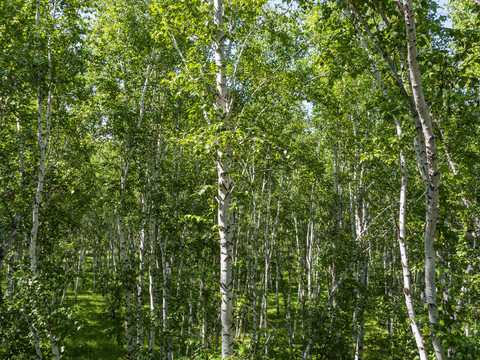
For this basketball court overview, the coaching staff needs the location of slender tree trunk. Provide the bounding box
[353,21,429,359]
[199,259,207,347]
[396,123,428,360]
[45,317,60,360]
[293,216,302,338]
[400,2,446,358]
[160,235,173,360]
[352,163,367,360]
[31,0,48,277]
[30,2,56,357]
[214,0,234,357]
[148,220,156,354]
[307,210,314,337]
[74,256,80,302]
[260,178,273,352]
[148,132,163,354]
[136,227,145,350]
[118,218,134,359]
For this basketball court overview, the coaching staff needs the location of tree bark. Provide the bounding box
[136,227,145,350]
[118,219,134,359]
[214,0,234,357]
[396,123,428,360]
[160,235,173,360]
[400,1,446,359]
[352,163,367,360]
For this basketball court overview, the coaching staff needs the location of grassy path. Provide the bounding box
[64,259,124,359]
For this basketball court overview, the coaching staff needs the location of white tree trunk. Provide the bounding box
[352,163,367,360]
[31,2,59,358]
[199,259,207,347]
[160,237,173,360]
[148,218,156,354]
[148,119,163,355]
[396,126,428,360]
[31,0,49,276]
[136,227,145,350]
[353,20,428,359]
[400,1,446,359]
[217,156,234,358]
[214,0,234,357]
[118,219,134,358]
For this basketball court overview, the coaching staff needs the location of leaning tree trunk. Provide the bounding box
[396,122,428,360]
[214,0,234,357]
[346,1,445,357]
[400,1,446,359]
[353,25,428,359]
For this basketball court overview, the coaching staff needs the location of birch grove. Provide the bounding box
[0,0,479,359]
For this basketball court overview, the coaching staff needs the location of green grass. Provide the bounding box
[60,262,398,359]
[262,283,400,359]
[64,259,125,359]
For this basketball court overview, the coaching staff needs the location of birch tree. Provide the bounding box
[213,1,234,356]
[398,2,445,358]
[335,0,448,357]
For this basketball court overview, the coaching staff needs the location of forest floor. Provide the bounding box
[64,258,124,359]
[61,258,393,359]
